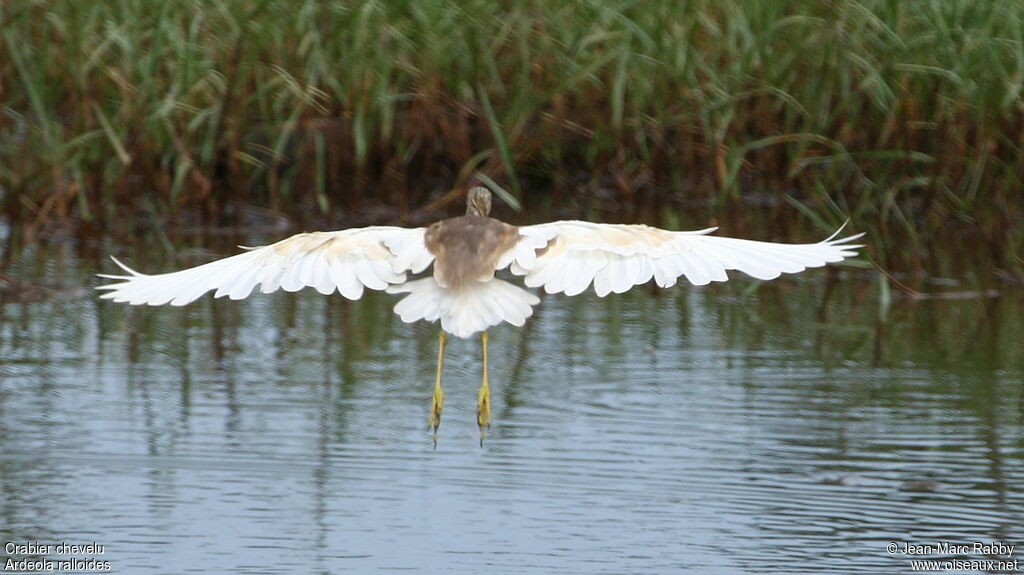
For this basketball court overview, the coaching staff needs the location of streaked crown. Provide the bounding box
[466,186,492,217]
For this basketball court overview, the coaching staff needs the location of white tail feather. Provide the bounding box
[387,277,539,339]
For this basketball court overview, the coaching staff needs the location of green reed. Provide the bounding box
[1,0,1022,274]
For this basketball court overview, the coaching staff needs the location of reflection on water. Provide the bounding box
[1,241,1022,574]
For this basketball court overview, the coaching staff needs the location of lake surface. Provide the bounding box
[2,237,1023,574]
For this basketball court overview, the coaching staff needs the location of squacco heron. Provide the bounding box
[98,187,862,444]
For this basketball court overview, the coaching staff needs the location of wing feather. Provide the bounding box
[385,228,434,274]
[97,226,422,305]
[511,220,862,296]
[610,256,635,293]
[227,264,262,300]
[259,263,285,294]
[652,255,679,289]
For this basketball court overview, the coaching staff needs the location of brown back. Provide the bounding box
[425,215,520,288]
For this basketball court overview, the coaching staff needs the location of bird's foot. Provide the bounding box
[477,383,491,446]
[429,385,444,447]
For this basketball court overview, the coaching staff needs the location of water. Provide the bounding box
[2,239,1023,574]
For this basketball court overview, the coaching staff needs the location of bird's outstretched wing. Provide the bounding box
[97,227,432,305]
[507,221,863,297]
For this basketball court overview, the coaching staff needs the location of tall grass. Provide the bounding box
[1,0,1023,274]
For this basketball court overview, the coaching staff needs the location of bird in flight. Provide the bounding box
[99,187,862,444]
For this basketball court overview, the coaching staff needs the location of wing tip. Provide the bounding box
[97,255,148,281]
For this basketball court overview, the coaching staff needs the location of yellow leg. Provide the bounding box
[477,331,492,445]
[430,330,447,446]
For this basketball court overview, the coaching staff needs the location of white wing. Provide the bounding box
[508,220,863,297]
[97,226,432,306]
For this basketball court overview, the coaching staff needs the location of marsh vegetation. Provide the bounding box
[2,1,1023,278]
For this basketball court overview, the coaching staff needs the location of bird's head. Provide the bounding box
[466,186,492,217]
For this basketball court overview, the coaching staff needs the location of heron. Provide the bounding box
[98,187,863,444]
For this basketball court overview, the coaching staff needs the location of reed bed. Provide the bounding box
[1,0,1023,276]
